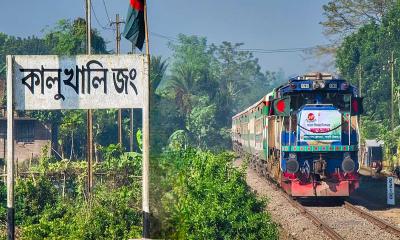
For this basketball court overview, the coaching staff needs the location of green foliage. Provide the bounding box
[157,149,278,239]
[0,144,143,239]
[44,18,107,55]
[0,33,50,79]
[0,182,5,224]
[159,35,284,151]
[336,2,400,128]
[20,186,142,240]
[335,2,400,161]
[321,0,394,39]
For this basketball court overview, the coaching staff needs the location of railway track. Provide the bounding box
[343,201,400,238]
[263,176,344,240]
[261,173,399,240]
[280,192,344,240]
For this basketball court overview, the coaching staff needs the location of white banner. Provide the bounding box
[387,176,395,205]
[10,54,148,110]
[298,109,342,144]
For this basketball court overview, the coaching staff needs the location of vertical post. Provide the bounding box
[6,55,15,240]
[86,0,94,196]
[116,14,123,145]
[390,51,396,130]
[130,44,136,152]
[349,96,351,146]
[130,109,134,152]
[143,0,151,238]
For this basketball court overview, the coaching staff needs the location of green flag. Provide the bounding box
[273,97,291,116]
[123,0,145,50]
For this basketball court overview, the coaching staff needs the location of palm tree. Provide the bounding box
[166,65,197,115]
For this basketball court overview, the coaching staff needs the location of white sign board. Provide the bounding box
[11,54,148,110]
[298,110,342,144]
[387,176,395,205]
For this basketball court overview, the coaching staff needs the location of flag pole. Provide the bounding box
[143,0,151,238]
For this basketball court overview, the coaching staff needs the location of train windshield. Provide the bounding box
[290,92,351,112]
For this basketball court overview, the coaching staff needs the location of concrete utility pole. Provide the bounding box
[110,14,125,146]
[389,51,397,130]
[6,55,15,240]
[143,0,151,238]
[86,0,94,196]
[130,45,136,152]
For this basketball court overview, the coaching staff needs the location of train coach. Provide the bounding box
[232,72,363,197]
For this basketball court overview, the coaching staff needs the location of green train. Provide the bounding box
[232,72,363,197]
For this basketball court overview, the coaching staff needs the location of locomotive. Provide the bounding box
[232,72,363,197]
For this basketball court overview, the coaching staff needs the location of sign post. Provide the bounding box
[6,54,149,239]
[6,55,15,240]
[387,176,395,205]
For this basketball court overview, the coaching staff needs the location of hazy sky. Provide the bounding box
[1,0,332,76]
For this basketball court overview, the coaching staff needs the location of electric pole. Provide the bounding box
[111,14,125,146]
[389,51,397,130]
[130,44,136,152]
[143,0,151,237]
[86,0,94,196]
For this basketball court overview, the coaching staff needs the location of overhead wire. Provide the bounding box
[90,0,115,31]
[101,0,112,25]
[89,1,328,55]
[149,31,329,54]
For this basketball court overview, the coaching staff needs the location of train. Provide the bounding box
[232,72,363,197]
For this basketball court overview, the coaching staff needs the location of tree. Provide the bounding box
[163,35,281,150]
[0,33,50,79]
[27,18,108,157]
[335,2,400,156]
[321,0,394,39]
[44,18,107,55]
[316,0,395,63]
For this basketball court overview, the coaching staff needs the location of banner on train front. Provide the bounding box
[9,54,148,110]
[298,110,342,144]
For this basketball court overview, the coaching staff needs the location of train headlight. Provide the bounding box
[342,153,355,173]
[287,153,299,174]
[313,81,326,89]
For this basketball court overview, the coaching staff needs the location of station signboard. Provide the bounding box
[11,54,148,110]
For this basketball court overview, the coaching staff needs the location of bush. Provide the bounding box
[158,149,278,240]
[21,186,142,240]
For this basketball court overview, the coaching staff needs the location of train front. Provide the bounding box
[279,73,363,197]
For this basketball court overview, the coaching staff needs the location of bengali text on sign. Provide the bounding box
[10,54,148,110]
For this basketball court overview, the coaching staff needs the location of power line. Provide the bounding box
[90,0,115,31]
[149,31,329,54]
[101,0,112,25]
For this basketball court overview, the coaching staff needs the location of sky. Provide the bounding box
[0,0,332,76]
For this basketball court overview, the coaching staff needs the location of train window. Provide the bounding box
[255,119,262,134]
[289,93,351,111]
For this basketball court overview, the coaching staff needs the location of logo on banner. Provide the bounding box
[307,112,316,122]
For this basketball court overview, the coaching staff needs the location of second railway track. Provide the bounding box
[260,169,400,240]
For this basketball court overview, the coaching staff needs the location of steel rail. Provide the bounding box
[344,201,400,237]
[281,194,344,240]
[264,175,344,240]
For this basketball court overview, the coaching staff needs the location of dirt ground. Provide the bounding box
[350,175,400,227]
[234,158,400,238]
[234,158,330,240]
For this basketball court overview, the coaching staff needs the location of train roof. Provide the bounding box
[232,72,358,120]
[276,72,358,95]
[232,94,270,119]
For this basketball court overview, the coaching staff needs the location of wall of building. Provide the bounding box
[0,119,51,164]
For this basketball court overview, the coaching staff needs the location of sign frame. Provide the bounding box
[5,54,150,238]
